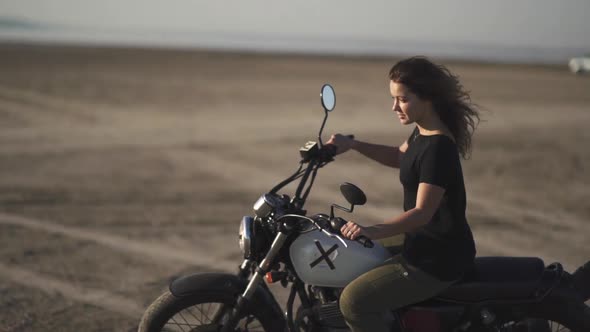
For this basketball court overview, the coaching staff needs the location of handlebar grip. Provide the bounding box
[322,144,338,159]
[357,235,374,248]
[330,216,347,231]
[331,217,374,248]
[323,134,355,158]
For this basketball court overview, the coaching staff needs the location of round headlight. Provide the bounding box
[238,216,254,258]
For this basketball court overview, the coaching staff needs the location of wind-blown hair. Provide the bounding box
[389,56,480,159]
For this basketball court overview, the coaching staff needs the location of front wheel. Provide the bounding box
[138,290,275,332]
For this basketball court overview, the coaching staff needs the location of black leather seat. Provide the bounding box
[436,257,546,302]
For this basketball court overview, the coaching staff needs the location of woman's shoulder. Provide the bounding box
[419,133,457,149]
[418,135,460,161]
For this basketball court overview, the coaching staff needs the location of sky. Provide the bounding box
[1,0,589,63]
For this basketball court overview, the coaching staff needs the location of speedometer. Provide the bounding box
[253,194,284,218]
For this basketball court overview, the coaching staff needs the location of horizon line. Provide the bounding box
[0,24,586,66]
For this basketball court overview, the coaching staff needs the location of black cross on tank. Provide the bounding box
[309,240,339,270]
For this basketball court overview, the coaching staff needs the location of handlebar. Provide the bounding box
[330,216,374,248]
[272,134,357,214]
[319,134,355,161]
[326,134,355,153]
[356,235,374,248]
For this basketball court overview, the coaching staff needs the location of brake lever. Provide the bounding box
[307,214,348,247]
[319,228,348,248]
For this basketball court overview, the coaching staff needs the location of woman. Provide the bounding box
[327,56,480,332]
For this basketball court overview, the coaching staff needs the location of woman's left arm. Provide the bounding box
[341,182,445,240]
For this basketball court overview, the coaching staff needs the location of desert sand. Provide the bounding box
[0,44,589,331]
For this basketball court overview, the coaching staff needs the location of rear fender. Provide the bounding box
[523,265,590,330]
[572,260,590,301]
[527,281,590,330]
[169,272,285,328]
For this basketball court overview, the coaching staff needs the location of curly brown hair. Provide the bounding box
[389,56,480,159]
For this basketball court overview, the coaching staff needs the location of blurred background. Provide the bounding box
[1,0,590,63]
[0,1,589,331]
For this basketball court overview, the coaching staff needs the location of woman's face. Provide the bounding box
[389,81,432,125]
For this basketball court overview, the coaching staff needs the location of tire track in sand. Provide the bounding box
[0,262,144,318]
[0,213,238,317]
[0,213,238,272]
[0,85,102,123]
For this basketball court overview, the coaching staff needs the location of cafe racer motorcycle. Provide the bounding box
[138,84,590,332]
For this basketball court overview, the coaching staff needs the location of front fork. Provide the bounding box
[221,231,289,332]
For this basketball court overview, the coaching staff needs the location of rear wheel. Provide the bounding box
[522,301,590,332]
[518,318,571,331]
[138,290,275,332]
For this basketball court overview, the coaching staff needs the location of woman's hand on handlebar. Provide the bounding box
[336,219,375,248]
[326,134,355,155]
[340,220,369,240]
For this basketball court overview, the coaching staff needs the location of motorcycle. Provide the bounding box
[138,84,590,332]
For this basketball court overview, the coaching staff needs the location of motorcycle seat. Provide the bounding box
[436,256,546,303]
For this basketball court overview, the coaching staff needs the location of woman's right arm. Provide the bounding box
[327,134,408,169]
[352,140,407,169]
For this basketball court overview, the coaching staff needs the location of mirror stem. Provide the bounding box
[318,111,328,148]
[331,204,354,218]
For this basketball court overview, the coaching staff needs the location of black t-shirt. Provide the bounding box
[399,127,476,281]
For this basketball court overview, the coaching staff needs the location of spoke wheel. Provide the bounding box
[160,302,264,332]
[139,291,272,332]
[546,320,571,332]
[517,318,574,332]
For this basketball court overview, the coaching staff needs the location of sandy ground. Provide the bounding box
[0,44,589,331]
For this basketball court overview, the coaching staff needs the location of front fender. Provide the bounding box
[169,272,286,330]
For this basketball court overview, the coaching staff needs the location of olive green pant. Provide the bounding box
[339,244,453,332]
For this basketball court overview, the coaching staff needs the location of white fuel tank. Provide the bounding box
[290,229,391,287]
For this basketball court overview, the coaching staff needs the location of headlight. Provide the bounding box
[238,216,254,258]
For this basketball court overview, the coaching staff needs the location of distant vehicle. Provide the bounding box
[569,55,590,74]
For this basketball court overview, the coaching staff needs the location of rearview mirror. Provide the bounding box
[330,182,367,218]
[320,84,336,112]
[340,182,366,206]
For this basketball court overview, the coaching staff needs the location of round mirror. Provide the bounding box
[320,84,336,112]
[340,182,367,206]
